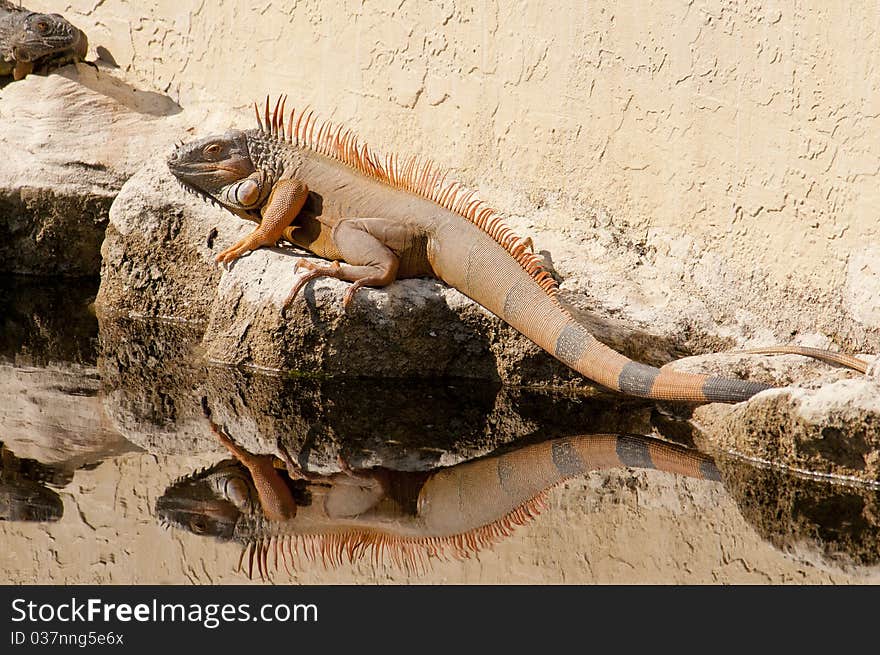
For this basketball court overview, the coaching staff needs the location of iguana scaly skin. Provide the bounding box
[166,97,872,403]
[0,1,87,81]
[156,419,721,577]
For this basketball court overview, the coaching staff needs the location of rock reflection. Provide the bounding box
[98,313,659,469]
[0,274,98,367]
[0,276,135,470]
[0,443,65,522]
[100,310,880,579]
[717,454,880,572]
[3,278,880,581]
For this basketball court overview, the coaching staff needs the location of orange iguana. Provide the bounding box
[166,97,872,403]
[156,409,723,578]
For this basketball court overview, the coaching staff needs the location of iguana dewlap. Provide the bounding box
[166,97,872,403]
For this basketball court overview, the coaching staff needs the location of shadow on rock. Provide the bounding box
[98,313,657,469]
[57,63,182,117]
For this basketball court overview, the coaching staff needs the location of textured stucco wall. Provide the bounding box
[32,0,880,307]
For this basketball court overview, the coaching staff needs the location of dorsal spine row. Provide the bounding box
[256,95,559,299]
[236,491,549,579]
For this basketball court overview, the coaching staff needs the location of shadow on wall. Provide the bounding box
[58,61,182,117]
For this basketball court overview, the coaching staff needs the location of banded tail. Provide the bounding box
[433,221,772,403]
[229,433,720,577]
[418,433,720,538]
[208,99,869,403]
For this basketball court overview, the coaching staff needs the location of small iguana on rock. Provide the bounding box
[166,97,873,403]
[0,1,87,81]
[156,414,722,577]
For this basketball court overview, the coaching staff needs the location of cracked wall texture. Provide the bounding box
[31,0,879,305]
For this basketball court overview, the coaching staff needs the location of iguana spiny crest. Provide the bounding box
[167,96,555,296]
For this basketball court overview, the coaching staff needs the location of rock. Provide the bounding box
[0,64,182,275]
[96,157,223,320]
[97,312,657,469]
[658,351,880,485]
[689,378,880,485]
[664,350,873,389]
[96,155,588,386]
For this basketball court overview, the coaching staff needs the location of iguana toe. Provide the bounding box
[283,260,342,312]
[342,280,366,308]
[215,241,251,264]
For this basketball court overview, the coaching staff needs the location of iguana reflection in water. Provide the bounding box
[156,403,721,578]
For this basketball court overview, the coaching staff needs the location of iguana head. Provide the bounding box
[156,459,259,541]
[166,129,281,214]
[9,12,87,63]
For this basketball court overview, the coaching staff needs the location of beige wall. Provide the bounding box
[7,1,877,584]
[31,0,879,305]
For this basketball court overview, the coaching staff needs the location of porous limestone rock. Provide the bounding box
[0,64,182,275]
[668,352,880,485]
[96,156,589,387]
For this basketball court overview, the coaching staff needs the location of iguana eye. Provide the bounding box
[190,517,208,534]
[224,477,253,507]
[204,143,222,156]
[36,21,48,33]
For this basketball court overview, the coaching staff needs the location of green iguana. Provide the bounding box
[0,1,87,81]
[156,411,722,577]
[166,97,873,403]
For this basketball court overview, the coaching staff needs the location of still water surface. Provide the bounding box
[2,275,879,584]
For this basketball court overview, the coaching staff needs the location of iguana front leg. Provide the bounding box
[201,402,298,521]
[216,179,309,264]
[283,217,418,310]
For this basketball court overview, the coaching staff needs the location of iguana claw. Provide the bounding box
[342,280,366,308]
[216,237,256,264]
